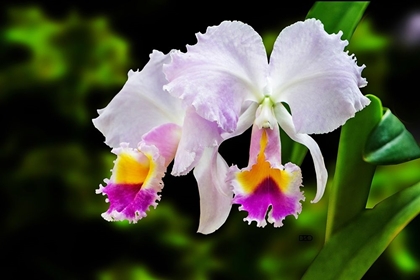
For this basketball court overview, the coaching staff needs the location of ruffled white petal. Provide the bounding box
[269,18,370,134]
[194,147,233,234]
[274,104,327,203]
[93,50,184,148]
[221,101,259,140]
[172,107,223,176]
[163,21,268,133]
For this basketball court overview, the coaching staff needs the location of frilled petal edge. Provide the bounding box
[269,18,370,134]
[228,126,304,227]
[96,142,166,223]
[163,21,268,133]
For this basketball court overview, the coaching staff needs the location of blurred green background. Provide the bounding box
[1,1,420,279]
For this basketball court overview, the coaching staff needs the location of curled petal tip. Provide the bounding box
[195,148,233,234]
[95,184,105,194]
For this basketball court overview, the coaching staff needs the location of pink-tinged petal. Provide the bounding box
[269,18,370,134]
[172,107,223,176]
[142,123,182,167]
[163,21,268,133]
[247,123,282,168]
[228,128,304,227]
[93,50,184,148]
[275,104,327,203]
[194,147,233,234]
[96,142,166,222]
[221,101,259,140]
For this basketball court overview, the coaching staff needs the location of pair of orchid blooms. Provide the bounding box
[93,19,369,234]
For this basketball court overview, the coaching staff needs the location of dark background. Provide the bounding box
[1,1,420,279]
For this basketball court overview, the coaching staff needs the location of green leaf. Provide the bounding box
[325,95,383,240]
[302,181,420,280]
[306,1,369,41]
[364,109,420,165]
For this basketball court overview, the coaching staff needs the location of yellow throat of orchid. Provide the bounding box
[236,129,294,194]
[114,151,152,185]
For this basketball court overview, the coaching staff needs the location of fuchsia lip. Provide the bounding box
[96,142,165,223]
[230,128,304,228]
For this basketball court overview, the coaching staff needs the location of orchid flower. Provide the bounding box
[93,50,233,234]
[163,19,370,228]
